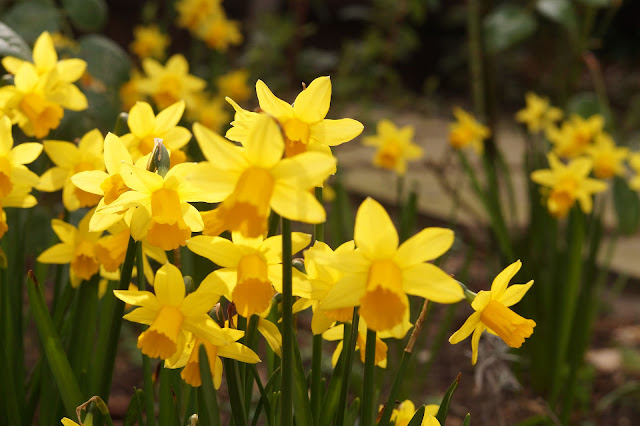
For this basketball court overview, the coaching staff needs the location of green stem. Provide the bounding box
[224,359,248,426]
[311,334,323,425]
[361,329,377,426]
[136,243,156,426]
[280,217,293,426]
[467,0,485,120]
[335,309,360,426]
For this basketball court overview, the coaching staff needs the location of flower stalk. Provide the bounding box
[280,217,293,426]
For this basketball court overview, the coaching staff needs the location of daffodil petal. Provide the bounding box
[271,152,336,188]
[471,324,485,365]
[182,203,204,231]
[155,100,186,134]
[37,243,73,263]
[309,118,364,146]
[354,198,398,260]
[119,162,162,193]
[78,129,104,156]
[154,263,186,305]
[123,306,157,325]
[271,184,326,224]
[71,170,108,194]
[499,280,534,307]
[184,315,228,345]
[104,133,132,175]
[394,228,454,268]
[449,311,481,344]
[193,122,248,170]
[217,342,261,363]
[9,142,42,165]
[255,79,293,120]
[187,235,243,267]
[161,126,192,149]
[318,273,365,310]
[490,260,522,300]
[33,32,57,72]
[402,263,464,303]
[129,102,156,137]
[51,218,75,243]
[244,114,284,168]
[261,232,312,264]
[56,58,86,83]
[182,288,219,314]
[292,76,331,123]
[311,310,336,335]
[43,141,79,169]
[257,318,282,357]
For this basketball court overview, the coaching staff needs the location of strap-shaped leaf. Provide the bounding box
[435,373,461,424]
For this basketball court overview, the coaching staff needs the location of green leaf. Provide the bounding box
[566,92,613,125]
[292,340,313,426]
[0,22,31,60]
[344,397,360,426]
[408,405,425,426]
[536,0,578,33]
[462,413,471,426]
[62,0,108,32]
[613,176,640,235]
[26,271,84,417]
[2,1,61,44]
[197,344,222,426]
[576,0,611,7]
[435,373,461,424]
[124,389,145,426]
[484,4,537,54]
[78,34,131,87]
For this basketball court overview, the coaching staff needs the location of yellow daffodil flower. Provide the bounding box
[317,198,464,333]
[448,107,490,153]
[585,133,628,179]
[130,25,170,60]
[176,0,222,31]
[227,76,364,158]
[120,69,145,111]
[187,94,230,133]
[138,54,206,110]
[114,263,231,359]
[216,69,251,102]
[97,161,212,251]
[191,114,336,238]
[629,153,640,191]
[323,318,390,368]
[0,182,39,238]
[37,209,103,287]
[187,231,312,317]
[166,327,260,388]
[0,115,42,199]
[61,418,79,426]
[389,400,440,426]
[362,119,423,175]
[121,100,192,166]
[449,260,535,365]
[196,14,243,51]
[515,92,563,135]
[548,114,604,159]
[37,129,105,211]
[531,153,607,218]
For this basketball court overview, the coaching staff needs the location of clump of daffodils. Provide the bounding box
[363,119,423,175]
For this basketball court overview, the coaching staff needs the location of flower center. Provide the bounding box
[154,76,182,109]
[210,167,275,238]
[70,240,99,282]
[181,338,219,388]
[375,143,401,170]
[0,156,13,199]
[480,300,536,348]
[548,176,578,218]
[233,253,275,317]
[593,155,615,179]
[147,187,190,250]
[100,173,130,205]
[19,92,64,139]
[138,305,184,359]
[283,118,310,157]
[359,259,406,332]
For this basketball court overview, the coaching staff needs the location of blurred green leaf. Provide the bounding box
[123,389,145,426]
[0,22,31,61]
[576,0,611,7]
[62,0,108,32]
[484,4,537,54]
[408,405,425,426]
[2,1,61,43]
[613,176,640,235]
[463,413,471,426]
[344,397,360,426]
[78,34,131,87]
[536,0,578,33]
[566,92,612,124]
[435,373,461,424]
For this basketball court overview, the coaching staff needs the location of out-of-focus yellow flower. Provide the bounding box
[317,198,463,333]
[531,153,607,218]
[227,76,364,158]
[166,327,260,388]
[450,260,535,365]
[515,92,563,135]
[388,400,440,426]
[130,25,170,60]
[448,107,489,153]
[137,54,206,110]
[187,94,230,133]
[585,133,628,179]
[121,100,192,166]
[362,119,423,175]
[51,32,78,51]
[323,318,391,368]
[0,115,42,200]
[629,153,640,191]
[216,69,251,102]
[196,15,243,52]
[37,209,103,287]
[114,263,231,359]
[548,114,604,159]
[38,129,105,211]
[176,0,222,31]
[191,114,336,238]
[187,232,311,318]
[120,69,145,111]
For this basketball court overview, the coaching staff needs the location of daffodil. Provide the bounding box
[130,25,170,60]
[317,198,464,333]
[191,114,336,238]
[449,260,535,365]
[176,0,222,31]
[389,400,440,426]
[548,114,604,159]
[187,231,311,317]
[97,161,212,251]
[114,263,231,359]
[196,14,243,51]
[585,133,628,179]
[121,101,192,166]
[137,54,206,110]
[515,92,563,135]
[187,94,230,133]
[166,327,260,388]
[0,115,42,199]
[227,76,364,158]
[216,69,251,102]
[61,418,79,426]
[531,153,607,218]
[120,68,145,111]
[448,107,490,153]
[37,129,105,211]
[323,317,393,368]
[362,119,423,175]
[37,209,103,287]
[0,184,39,237]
